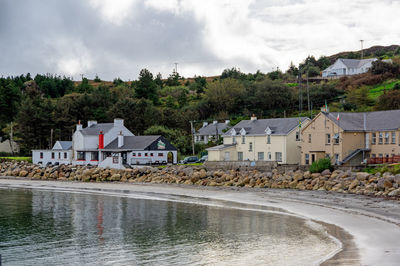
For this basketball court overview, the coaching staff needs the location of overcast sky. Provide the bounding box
[1,0,399,80]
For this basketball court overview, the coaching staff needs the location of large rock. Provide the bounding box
[349,180,359,190]
[321,169,331,176]
[356,172,370,181]
[388,188,400,197]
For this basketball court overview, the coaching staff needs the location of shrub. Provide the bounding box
[309,158,332,173]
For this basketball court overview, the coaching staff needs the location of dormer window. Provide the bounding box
[240,128,246,136]
[265,127,272,135]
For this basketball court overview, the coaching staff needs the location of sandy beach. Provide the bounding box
[1,178,400,265]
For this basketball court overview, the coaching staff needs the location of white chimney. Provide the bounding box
[251,114,257,121]
[225,120,230,124]
[114,118,124,127]
[118,131,124,148]
[76,121,82,131]
[203,122,208,127]
[88,120,97,127]
[213,120,218,125]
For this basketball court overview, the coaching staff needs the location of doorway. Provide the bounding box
[167,152,173,163]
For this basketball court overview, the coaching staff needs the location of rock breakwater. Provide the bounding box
[1,160,400,198]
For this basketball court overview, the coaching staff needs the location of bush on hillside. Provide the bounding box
[309,158,333,173]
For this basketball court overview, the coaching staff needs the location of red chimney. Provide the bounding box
[99,131,104,149]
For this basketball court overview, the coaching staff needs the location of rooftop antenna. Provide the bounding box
[360,40,364,59]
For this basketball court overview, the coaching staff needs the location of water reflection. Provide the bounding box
[0,188,338,265]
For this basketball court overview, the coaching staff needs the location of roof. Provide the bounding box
[80,123,114,136]
[323,110,400,131]
[104,135,161,150]
[225,117,309,136]
[206,144,236,151]
[197,123,230,135]
[340,58,375,68]
[53,141,72,150]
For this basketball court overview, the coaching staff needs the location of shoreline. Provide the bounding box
[1,178,400,265]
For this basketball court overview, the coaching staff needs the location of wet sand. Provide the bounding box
[1,178,400,265]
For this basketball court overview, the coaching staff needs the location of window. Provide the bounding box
[91,151,99,161]
[158,153,163,157]
[378,153,383,158]
[258,152,264,161]
[326,133,331,144]
[64,152,67,159]
[379,132,383,144]
[232,136,236,144]
[372,133,376,144]
[391,132,396,144]
[275,152,282,162]
[249,142,253,151]
[132,152,136,156]
[308,134,311,143]
[242,136,245,144]
[58,152,61,159]
[296,132,300,141]
[224,152,230,161]
[385,132,389,144]
[267,135,271,144]
[333,133,339,144]
[40,152,43,159]
[237,152,243,161]
[326,153,330,159]
[268,152,272,161]
[371,154,376,158]
[51,152,55,159]
[150,153,153,156]
[138,153,141,157]
[335,154,339,164]
[305,154,309,165]
[77,151,85,161]
[145,153,148,156]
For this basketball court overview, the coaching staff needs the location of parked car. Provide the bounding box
[198,155,208,163]
[181,156,198,164]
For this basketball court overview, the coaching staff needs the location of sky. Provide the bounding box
[1,0,400,81]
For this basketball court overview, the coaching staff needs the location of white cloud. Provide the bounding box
[89,0,138,25]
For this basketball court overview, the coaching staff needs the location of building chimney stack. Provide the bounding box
[76,120,83,131]
[118,131,124,148]
[225,120,230,124]
[99,131,104,149]
[251,114,257,121]
[213,120,218,125]
[114,118,124,127]
[202,122,208,127]
[88,120,97,127]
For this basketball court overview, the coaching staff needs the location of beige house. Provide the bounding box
[207,116,310,164]
[301,110,400,166]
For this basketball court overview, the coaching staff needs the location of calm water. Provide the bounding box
[0,187,339,265]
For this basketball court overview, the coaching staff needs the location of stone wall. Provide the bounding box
[1,160,400,198]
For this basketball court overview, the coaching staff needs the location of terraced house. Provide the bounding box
[301,110,400,166]
[207,116,310,164]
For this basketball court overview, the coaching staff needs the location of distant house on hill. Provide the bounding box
[0,138,20,154]
[322,58,377,77]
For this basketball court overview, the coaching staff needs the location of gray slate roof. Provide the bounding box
[80,123,114,136]
[339,58,376,69]
[197,123,230,135]
[105,136,160,150]
[225,117,309,136]
[55,141,72,150]
[324,110,400,131]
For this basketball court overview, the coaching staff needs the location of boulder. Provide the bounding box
[321,169,331,176]
[356,172,370,181]
[388,188,400,197]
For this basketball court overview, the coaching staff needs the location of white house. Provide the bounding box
[322,58,377,77]
[32,119,178,168]
[194,120,230,144]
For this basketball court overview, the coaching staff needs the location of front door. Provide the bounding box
[311,154,315,163]
[167,152,173,163]
[122,152,127,164]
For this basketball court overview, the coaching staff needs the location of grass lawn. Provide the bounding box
[368,80,400,99]
[0,157,32,163]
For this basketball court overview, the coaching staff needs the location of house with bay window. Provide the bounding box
[206,115,310,164]
[32,119,177,168]
[301,110,400,166]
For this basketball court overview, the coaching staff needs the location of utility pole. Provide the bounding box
[360,40,364,59]
[174,62,178,73]
[50,128,53,149]
[190,121,195,155]
[307,67,311,118]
